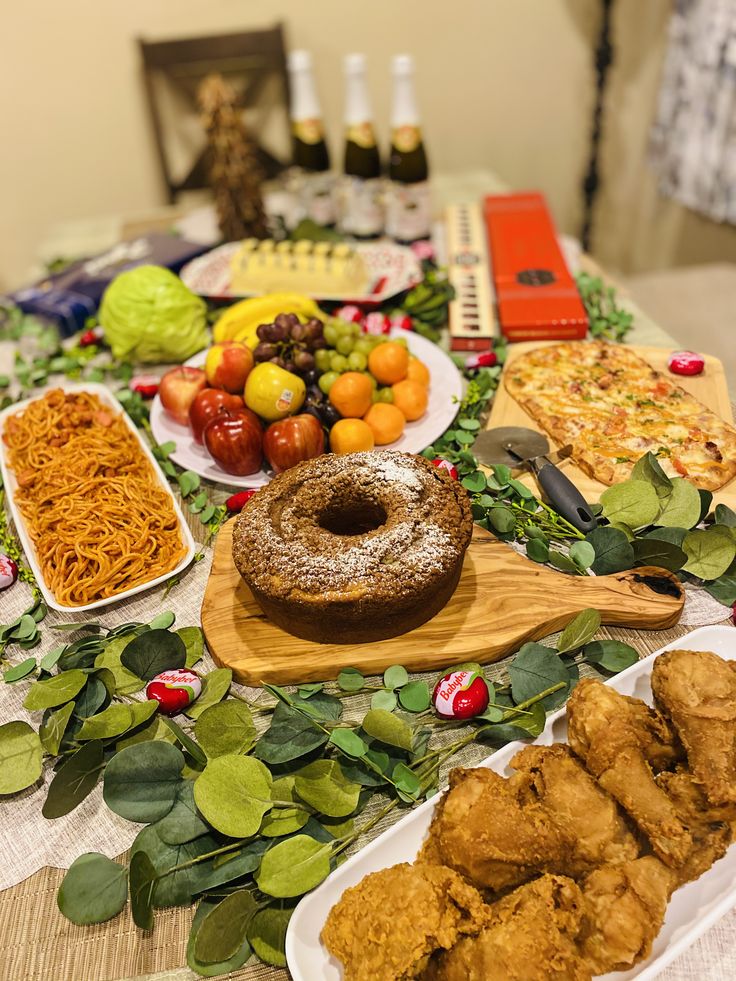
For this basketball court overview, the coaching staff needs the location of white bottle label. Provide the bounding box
[385,181,431,241]
[301,171,336,226]
[340,177,384,237]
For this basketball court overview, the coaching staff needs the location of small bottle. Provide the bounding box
[386,54,431,243]
[287,49,336,227]
[340,53,383,239]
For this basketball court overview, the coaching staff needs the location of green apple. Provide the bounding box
[244,363,306,421]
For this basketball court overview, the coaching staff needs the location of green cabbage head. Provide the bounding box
[99,265,208,363]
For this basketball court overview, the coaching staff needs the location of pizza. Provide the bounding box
[503,341,736,491]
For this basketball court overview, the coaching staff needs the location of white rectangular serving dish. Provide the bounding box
[286,625,736,981]
[0,382,196,613]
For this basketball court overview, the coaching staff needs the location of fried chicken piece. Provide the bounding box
[510,744,640,874]
[577,857,676,974]
[656,768,736,883]
[421,874,591,981]
[321,863,490,981]
[652,649,736,805]
[566,678,691,866]
[417,767,576,893]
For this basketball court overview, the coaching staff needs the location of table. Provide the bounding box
[2,230,734,981]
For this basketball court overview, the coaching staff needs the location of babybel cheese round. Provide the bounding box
[146,668,202,715]
[432,669,490,720]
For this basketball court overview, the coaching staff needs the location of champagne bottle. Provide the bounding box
[287,49,336,227]
[340,53,383,239]
[386,54,431,243]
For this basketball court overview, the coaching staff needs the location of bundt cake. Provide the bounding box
[231,451,473,643]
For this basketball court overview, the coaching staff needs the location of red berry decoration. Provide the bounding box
[390,314,414,331]
[146,669,202,716]
[668,351,705,376]
[79,327,104,347]
[225,489,257,513]
[431,458,459,480]
[362,312,391,335]
[0,554,18,591]
[130,374,160,399]
[466,351,497,370]
[335,304,364,324]
[433,669,489,720]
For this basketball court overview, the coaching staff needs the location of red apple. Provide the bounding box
[204,407,263,476]
[205,341,254,394]
[159,366,207,426]
[263,413,325,474]
[189,389,244,443]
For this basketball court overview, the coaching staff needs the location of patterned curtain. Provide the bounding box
[650,0,736,224]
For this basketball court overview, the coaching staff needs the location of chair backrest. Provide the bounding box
[138,24,290,203]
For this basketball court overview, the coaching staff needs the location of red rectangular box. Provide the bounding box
[484,192,588,342]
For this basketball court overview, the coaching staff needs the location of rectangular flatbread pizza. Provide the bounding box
[503,341,736,491]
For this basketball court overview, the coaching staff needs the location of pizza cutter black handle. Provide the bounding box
[534,462,598,534]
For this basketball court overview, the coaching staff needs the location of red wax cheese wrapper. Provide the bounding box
[146,669,202,716]
[433,669,489,720]
[668,351,705,376]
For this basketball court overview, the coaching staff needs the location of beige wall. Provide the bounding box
[1,0,735,291]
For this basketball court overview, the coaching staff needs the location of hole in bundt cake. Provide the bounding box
[318,500,388,536]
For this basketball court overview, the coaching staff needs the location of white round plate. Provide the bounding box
[150,330,464,488]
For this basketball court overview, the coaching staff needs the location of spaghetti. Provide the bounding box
[3,389,187,606]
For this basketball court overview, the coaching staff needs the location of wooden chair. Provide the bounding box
[138,24,290,203]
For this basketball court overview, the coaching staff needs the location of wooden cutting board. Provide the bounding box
[486,343,736,508]
[201,520,684,685]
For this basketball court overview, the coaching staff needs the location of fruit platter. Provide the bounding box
[150,295,463,487]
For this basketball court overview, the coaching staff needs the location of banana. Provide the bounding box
[213,293,322,343]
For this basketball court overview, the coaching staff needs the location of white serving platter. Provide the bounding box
[286,624,736,981]
[150,329,464,489]
[179,240,423,304]
[0,383,196,613]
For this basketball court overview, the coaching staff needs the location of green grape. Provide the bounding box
[334,322,352,338]
[330,353,349,372]
[366,372,377,388]
[377,387,394,403]
[315,349,332,372]
[318,371,339,395]
[347,322,362,337]
[393,337,408,348]
[347,351,367,371]
[323,324,338,346]
[354,338,372,355]
[336,335,354,355]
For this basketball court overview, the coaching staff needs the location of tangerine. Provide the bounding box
[363,402,406,445]
[406,356,430,387]
[391,379,429,421]
[328,372,374,418]
[329,418,375,454]
[367,342,409,385]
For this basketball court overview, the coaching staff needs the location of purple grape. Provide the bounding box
[293,350,315,372]
[310,337,327,351]
[290,322,309,343]
[304,319,324,340]
[269,356,286,369]
[283,360,296,373]
[275,312,300,331]
[254,341,278,361]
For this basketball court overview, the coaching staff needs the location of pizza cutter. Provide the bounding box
[472,426,598,534]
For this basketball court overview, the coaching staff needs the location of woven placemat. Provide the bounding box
[2,619,729,981]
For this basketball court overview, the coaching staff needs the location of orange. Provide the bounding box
[363,403,406,445]
[391,379,429,421]
[329,418,375,454]
[328,372,374,418]
[367,342,409,385]
[406,356,430,387]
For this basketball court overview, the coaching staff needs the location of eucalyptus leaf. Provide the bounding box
[526,538,550,563]
[556,609,601,654]
[254,702,328,764]
[569,540,595,570]
[328,727,368,758]
[103,741,184,822]
[715,503,736,527]
[57,853,128,926]
[159,717,207,767]
[0,720,43,793]
[178,626,205,668]
[194,890,258,966]
[586,526,636,575]
[130,824,221,907]
[704,574,736,606]
[583,639,639,673]
[195,700,257,758]
[261,805,309,838]
[548,550,580,573]
[129,850,157,930]
[644,526,687,548]
[76,700,158,741]
[116,714,177,751]
[3,657,37,682]
[43,740,104,819]
[608,521,635,541]
[480,701,547,743]
[654,477,701,529]
[631,538,686,572]
[600,480,659,529]
[682,527,736,581]
[247,906,292,967]
[187,899,252,977]
[383,664,409,690]
[488,507,516,534]
[631,452,673,498]
[39,645,66,672]
[370,690,398,712]
[398,680,430,712]
[361,709,413,750]
[193,839,270,893]
[121,629,186,681]
[73,676,109,719]
[508,643,570,710]
[40,702,76,756]
[255,835,332,898]
[94,637,145,695]
[194,755,272,837]
[23,669,87,711]
[149,611,176,631]
[294,759,361,817]
[392,762,421,799]
[184,668,232,719]
[337,667,364,692]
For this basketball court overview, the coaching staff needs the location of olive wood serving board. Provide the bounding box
[201,520,684,685]
[486,343,736,509]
